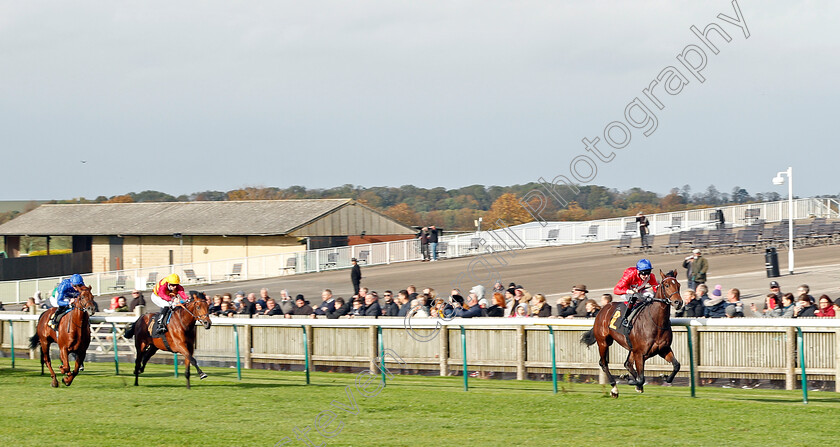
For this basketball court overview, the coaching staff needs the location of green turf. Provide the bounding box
[1,359,838,447]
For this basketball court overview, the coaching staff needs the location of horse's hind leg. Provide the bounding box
[632,353,647,393]
[190,354,207,380]
[42,341,59,388]
[623,352,640,384]
[58,346,71,377]
[660,348,680,383]
[598,342,619,398]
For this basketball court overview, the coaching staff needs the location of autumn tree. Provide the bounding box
[104,194,134,203]
[483,193,535,226]
[384,203,420,227]
[557,201,589,221]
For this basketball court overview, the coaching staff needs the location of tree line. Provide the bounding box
[27,184,808,231]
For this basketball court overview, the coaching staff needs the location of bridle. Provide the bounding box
[656,277,681,303]
[176,298,210,326]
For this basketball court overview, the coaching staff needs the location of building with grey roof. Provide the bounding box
[0,199,414,276]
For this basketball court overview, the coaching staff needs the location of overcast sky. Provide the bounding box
[1,1,837,200]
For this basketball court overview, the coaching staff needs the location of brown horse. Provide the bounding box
[125,294,211,389]
[28,285,96,387]
[581,270,682,397]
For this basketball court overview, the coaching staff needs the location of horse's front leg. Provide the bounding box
[58,344,71,377]
[633,352,647,393]
[660,348,680,383]
[42,341,59,388]
[63,351,83,386]
[623,351,640,385]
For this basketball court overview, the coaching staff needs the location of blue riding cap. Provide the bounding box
[70,274,85,286]
[636,259,652,271]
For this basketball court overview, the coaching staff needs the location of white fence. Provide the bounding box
[1,197,837,304]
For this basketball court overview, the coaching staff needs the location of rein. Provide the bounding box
[175,299,209,328]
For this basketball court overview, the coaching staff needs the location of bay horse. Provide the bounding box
[581,270,682,397]
[28,285,96,387]
[125,293,211,389]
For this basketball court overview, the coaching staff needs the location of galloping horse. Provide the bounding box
[581,270,682,397]
[29,285,96,387]
[125,293,211,389]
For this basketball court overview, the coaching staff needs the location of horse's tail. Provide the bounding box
[29,334,40,350]
[580,328,596,346]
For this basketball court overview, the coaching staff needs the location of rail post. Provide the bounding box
[460,326,468,391]
[548,326,557,394]
[173,353,178,378]
[686,326,696,398]
[439,325,449,377]
[111,323,119,375]
[9,320,15,369]
[233,324,242,381]
[785,327,795,390]
[377,325,385,386]
[516,325,525,380]
[302,325,310,385]
[796,327,808,404]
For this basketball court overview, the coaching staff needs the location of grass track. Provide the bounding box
[2,359,839,446]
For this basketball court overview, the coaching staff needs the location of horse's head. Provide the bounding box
[73,285,97,315]
[185,294,212,330]
[658,269,682,311]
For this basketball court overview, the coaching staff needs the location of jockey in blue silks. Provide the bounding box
[49,274,86,329]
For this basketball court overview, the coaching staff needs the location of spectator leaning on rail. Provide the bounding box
[584,299,600,318]
[555,296,576,318]
[531,294,552,317]
[287,295,314,317]
[815,295,836,317]
[49,274,87,330]
[363,293,381,318]
[724,288,744,317]
[675,290,704,318]
[703,285,726,318]
[150,274,189,336]
[570,285,589,317]
[486,293,506,317]
[114,296,130,313]
[278,290,294,314]
[382,290,399,316]
[796,284,814,304]
[451,294,483,318]
[263,298,283,316]
[750,294,783,317]
[793,295,816,318]
[326,297,351,319]
[314,289,336,316]
[129,290,146,311]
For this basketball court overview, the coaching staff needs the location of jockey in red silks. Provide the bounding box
[614,259,658,328]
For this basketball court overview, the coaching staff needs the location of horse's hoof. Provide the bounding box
[611,391,619,398]
[51,380,59,388]
[636,387,644,394]
[199,373,208,380]
[79,365,85,372]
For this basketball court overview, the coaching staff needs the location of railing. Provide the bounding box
[2,313,838,395]
[0,197,834,304]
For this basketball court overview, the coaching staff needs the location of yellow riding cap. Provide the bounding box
[165,273,181,285]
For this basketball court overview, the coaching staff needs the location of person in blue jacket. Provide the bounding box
[49,274,86,330]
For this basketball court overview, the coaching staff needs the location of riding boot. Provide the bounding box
[154,307,170,337]
[49,306,68,329]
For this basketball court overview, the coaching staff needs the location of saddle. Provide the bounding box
[611,299,651,336]
[149,309,174,338]
[48,307,72,329]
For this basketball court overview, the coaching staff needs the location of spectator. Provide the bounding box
[704,285,726,318]
[262,298,283,316]
[571,285,589,317]
[287,295,314,317]
[278,290,294,314]
[599,294,613,309]
[314,289,336,316]
[109,296,121,311]
[396,290,412,317]
[696,284,710,305]
[776,293,796,317]
[209,295,223,314]
[418,227,430,261]
[835,298,840,314]
[635,212,650,248]
[358,287,369,302]
[326,297,351,319]
[258,288,270,308]
[238,295,256,317]
[247,293,259,309]
[492,282,505,295]
[410,298,429,318]
[423,287,436,302]
[428,225,439,261]
[750,294,784,317]
[453,294,482,318]
[531,294,552,317]
[584,299,600,318]
[21,297,36,312]
[382,290,399,316]
[676,290,704,318]
[114,296,130,312]
[129,290,146,311]
[815,295,835,317]
[0,301,4,311]
[351,258,362,295]
[218,302,236,317]
[556,296,576,319]
[513,303,529,317]
[725,288,744,317]
[350,298,366,317]
[793,295,816,318]
[682,249,708,291]
[487,293,506,317]
[470,285,486,304]
[767,281,782,309]
[254,302,264,314]
[364,293,381,318]
[796,285,814,304]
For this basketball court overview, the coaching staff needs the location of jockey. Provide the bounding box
[614,259,659,328]
[151,273,189,336]
[49,274,86,329]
